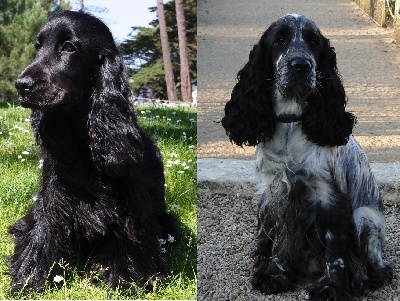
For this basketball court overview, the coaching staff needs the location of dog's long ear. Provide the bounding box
[221,39,276,147]
[88,50,145,176]
[302,39,356,146]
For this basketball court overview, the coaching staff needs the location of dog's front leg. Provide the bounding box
[251,167,298,294]
[309,196,368,301]
[8,208,66,294]
[251,191,297,294]
[88,229,166,294]
[251,227,297,294]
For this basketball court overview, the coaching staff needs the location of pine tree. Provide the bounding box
[157,0,178,101]
[121,0,196,100]
[175,0,191,102]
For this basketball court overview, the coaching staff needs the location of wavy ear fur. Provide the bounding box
[302,42,356,146]
[221,38,276,147]
[88,51,145,176]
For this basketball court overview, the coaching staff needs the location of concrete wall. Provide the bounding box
[394,14,400,43]
[354,0,386,26]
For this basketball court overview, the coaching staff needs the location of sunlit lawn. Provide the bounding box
[0,101,197,300]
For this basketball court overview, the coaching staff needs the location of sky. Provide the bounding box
[71,0,162,42]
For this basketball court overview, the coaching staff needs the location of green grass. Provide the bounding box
[0,101,197,300]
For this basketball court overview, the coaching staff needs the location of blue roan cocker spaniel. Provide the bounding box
[222,14,392,300]
[11,10,177,295]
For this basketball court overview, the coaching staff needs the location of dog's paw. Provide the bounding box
[8,282,26,297]
[251,273,296,294]
[8,277,44,297]
[251,256,296,294]
[308,284,353,301]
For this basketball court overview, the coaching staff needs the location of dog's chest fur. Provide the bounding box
[256,98,334,190]
[254,103,335,273]
[256,120,335,208]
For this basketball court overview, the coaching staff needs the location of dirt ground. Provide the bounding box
[197,0,400,163]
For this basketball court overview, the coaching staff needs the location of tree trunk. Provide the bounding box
[175,0,192,103]
[157,0,178,101]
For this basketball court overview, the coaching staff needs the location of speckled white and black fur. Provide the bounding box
[222,14,392,300]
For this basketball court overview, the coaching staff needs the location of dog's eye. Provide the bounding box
[35,41,41,50]
[309,39,319,47]
[61,42,76,53]
[274,37,286,46]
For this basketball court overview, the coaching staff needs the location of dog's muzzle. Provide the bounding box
[276,56,316,98]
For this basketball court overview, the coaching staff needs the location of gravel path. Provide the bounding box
[197,193,400,301]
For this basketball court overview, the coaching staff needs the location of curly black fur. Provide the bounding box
[12,10,177,294]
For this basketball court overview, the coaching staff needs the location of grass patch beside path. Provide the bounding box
[0,101,197,300]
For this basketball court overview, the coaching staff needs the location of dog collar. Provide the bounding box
[276,114,303,123]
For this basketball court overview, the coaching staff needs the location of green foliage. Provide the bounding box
[121,0,197,100]
[0,0,70,100]
[386,0,396,17]
[131,57,166,97]
[0,102,196,300]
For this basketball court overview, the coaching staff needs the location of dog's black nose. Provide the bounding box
[290,58,312,72]
[15,76,34,97]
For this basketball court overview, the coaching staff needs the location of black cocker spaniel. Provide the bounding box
[222,14,392,300]
[11,10,177,294]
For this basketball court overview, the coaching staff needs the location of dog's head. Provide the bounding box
[15,10,119,110]
[268,14,322,98]
[222,14,355,147]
